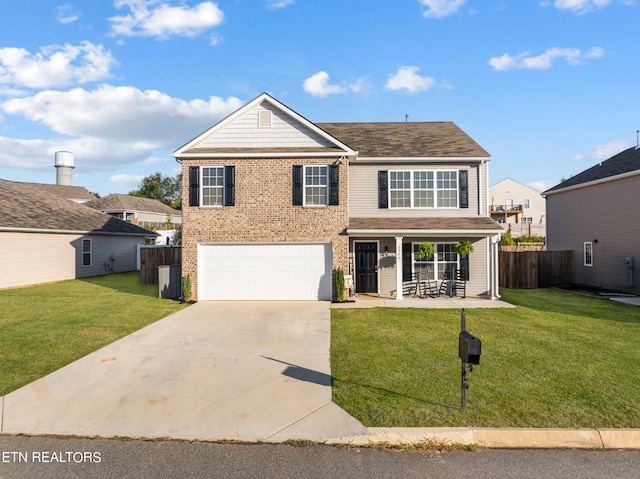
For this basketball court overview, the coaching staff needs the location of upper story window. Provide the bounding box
[523,198,530,209]
[304,165,328,206]
[188,165,235,208]
[388,170,457,208]
[202,166,225,206]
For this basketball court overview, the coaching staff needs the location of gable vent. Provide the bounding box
[259,110,272,128]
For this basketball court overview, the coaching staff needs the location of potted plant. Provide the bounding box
[416,242,434,260]
[454,240,474,257]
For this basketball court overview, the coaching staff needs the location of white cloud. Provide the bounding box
[0,86,243,171]
[553,0,612,14]
[385,66,436,93]
[57,3,81,24]
[303,71,346,98]
[0,42,116,90]
[528,180,556,192]
[109,0,224,39]
[266,0,295,10]
[590,139,629,159]
[419,0,467,18]
[110,173,145,189]
[488,47,604,71]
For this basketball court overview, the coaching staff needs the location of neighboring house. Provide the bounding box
[84,194,182,230]
[0,179,156,290]
[489,178,546,238]
[174,93,502,301]
[27,182,97,204]
[544,146,640,294]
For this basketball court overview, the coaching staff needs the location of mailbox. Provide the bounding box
[459,330,481,365]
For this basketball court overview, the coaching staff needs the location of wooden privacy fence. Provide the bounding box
[139,246,182,284]
[499,250,572,289]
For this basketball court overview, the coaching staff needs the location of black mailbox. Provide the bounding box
[459,330,481,365]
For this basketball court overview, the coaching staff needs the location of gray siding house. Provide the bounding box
[0,179,156,290]
[175,93,502,301]
[544,147,640,294]
[84,194,182,229]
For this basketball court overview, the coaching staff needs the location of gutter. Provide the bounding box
[0,227,156,237]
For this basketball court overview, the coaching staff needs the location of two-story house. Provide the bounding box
[489,178,546,238]
[174,93,502,301]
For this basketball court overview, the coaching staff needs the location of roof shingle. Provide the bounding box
[0,179,155,236]
[317,122,490,158]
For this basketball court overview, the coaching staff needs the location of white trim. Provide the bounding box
[303,164,329,207]
[388,169,459,209]
[174,92,357,158]
[82,238,92,267]
[347,228,503,238]
[200,165,225,208]
[543,168,640,196]
[352,156,489,163]
[584,241,593,267]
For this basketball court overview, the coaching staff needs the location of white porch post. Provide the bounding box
[490,234,500,300]
[396,236,403,300]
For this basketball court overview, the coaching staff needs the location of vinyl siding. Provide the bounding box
[75,235,145,278]
[349,162,483,218]
[196,101,337,150]
[350,236,490,297]
[0,232,79,289]
[546,174,640,293]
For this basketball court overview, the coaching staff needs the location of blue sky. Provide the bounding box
[0,0,638,196]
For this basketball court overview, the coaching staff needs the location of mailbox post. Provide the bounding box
[458,308,481,409]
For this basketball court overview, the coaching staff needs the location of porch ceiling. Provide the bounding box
[347,217,503,238]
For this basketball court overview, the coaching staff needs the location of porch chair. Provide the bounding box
[451,269,467,298]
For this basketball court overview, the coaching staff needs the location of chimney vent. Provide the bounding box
[54,151,75,186]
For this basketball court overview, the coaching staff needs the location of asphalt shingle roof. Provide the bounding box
[84,194,181,216]
[544,147,640,194]
[348,217,502,232]
[29,183,97,201]
[317,122,490,159]
[0,179,155,236]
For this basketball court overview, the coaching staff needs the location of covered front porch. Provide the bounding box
[346,218,503,301]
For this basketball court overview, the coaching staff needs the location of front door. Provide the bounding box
[355,242,378,294]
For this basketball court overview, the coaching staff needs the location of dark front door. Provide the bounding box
[355,242,378,294]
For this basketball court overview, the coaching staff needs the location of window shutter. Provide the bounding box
[329,164,339,205]
[292,165,303,206]
[459,170,468,208]
[224,166,235,206]
[378,170,388,209]
[189,166,199,207]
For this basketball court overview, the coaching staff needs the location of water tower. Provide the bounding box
[54,151,75,186]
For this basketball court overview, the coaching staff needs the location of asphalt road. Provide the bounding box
[1,435,639,479]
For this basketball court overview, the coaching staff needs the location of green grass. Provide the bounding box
[0,272,188,396]
[331,288,640,428]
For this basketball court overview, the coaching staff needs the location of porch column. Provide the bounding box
[490,234,501,300]
[395,236,403,300]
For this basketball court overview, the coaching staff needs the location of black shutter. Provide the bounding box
[329,164,339,205]
[402,243,412,282]
[459,170,468,208]
[378,170,388,208]
[189,166,199,207]
[224,166,235,206]
[292,165,303,205]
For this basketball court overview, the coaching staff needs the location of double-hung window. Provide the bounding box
[202,166,225,206]
[584,242,593,267]
[304,165,328,206]
[436,171,458,207]
[82,238,92,267]
[412,242,458,280]
[389,171,411,207]
[389,170,457,208]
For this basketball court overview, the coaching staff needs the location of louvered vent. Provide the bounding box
[258,110,272,128]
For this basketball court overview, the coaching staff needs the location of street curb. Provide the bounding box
[325,427,640,450]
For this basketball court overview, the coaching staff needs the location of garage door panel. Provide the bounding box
[198,243,331,301]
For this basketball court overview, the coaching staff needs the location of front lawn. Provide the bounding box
[331,288,640,428]
[0,272,188,396]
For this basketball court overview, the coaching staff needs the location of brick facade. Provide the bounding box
[181,157,349,300]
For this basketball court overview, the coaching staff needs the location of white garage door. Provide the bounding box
[198,243,332,300]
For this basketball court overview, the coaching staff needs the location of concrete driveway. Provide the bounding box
[0,301,365,441]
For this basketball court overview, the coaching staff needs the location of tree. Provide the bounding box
[129,172,182,210]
